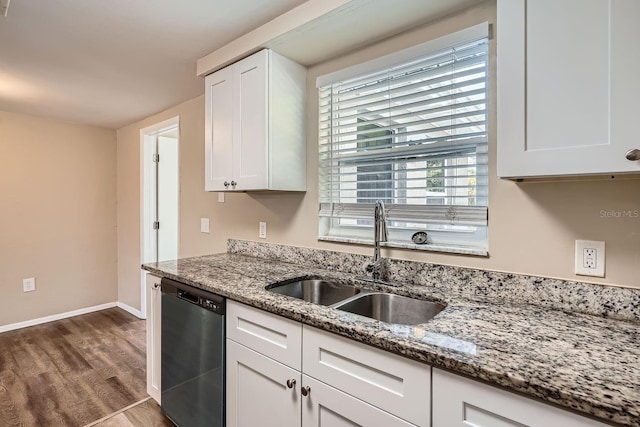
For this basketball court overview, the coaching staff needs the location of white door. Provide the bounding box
[156,134,179,262]
[205,67,234,191]
[226,339,301,427]
[301,375,416,427]
[497,0,640,177]
[140,117,179,317]
[233,49,269,190]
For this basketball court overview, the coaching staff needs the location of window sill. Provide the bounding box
[318,236,488,257]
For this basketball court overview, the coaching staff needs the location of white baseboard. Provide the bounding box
[0,302,117,333]
[116,301,145,319]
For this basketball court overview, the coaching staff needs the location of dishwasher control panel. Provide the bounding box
[161,277,226,315]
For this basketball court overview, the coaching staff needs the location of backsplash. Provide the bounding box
[228,239,640,322]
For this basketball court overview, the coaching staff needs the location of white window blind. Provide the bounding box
[318,31,489,253]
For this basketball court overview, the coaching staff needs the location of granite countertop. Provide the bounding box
[143,252,640,426]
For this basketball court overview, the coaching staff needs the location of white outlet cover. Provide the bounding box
[218,192,225,203]
[259,222,267,239]
[575,240,605,277]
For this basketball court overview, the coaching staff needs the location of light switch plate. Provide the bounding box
[200,218,210,233]
[218,192,225,203]
[575,240,605,277]
[23,277,36,292]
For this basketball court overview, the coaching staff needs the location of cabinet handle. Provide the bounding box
[626,149,640,161]
[224,181,230,188]
[301,386,311,397]
[231,180,237,188]
[286,379,296,389]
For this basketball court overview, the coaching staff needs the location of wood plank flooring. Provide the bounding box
[0,308,152,426]
[88,398,173,427]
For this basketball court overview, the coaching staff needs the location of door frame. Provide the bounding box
[139,116,180,318]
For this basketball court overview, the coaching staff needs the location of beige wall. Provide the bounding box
[117,1,639,311]
[0,111,117,326]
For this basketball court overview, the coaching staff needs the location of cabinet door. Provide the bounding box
[232,50,269,190]
[205,66,234,191]
[497,0,640,177]
[145,273,162,403]
[227,340,300,427]
[301,375,416,427]
[432,369,609,427]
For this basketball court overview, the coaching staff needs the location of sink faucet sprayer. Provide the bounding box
[367,200,388,281]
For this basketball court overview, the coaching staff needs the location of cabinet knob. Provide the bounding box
[626,149,640,161]
[224,181,230,188]
[286,379,296,389]
[231,180,237,188]
[153,283,160,290]
[301,386,311,397]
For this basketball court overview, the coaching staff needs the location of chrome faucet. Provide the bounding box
[366,200,388,281]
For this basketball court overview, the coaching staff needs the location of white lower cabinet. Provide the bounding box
[225,301,425,427]
[432,368,609,427]
[145,272,162,404]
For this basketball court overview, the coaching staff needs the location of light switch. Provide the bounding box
[218,192,225,203]
[200,218,210,233]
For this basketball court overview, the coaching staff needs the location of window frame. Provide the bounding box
[317,23,490,256]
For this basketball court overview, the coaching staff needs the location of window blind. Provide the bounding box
[318,35,489,250]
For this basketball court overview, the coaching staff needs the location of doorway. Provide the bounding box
[140,116,180,317]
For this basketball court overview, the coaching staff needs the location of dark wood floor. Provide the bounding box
[0,308,150,426]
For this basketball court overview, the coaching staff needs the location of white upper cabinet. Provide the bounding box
[205,49,307,191]
[497,0,640,178]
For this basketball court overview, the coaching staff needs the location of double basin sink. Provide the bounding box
[267,278,446,325]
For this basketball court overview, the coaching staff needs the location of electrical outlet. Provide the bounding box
[23,277,36,292]
[259,222,267,239]
[583,248,596,269]
[575,240,605,277]
[200,218,210,233]
[218,192,225,203]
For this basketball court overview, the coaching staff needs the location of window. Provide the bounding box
[317,24,489,254]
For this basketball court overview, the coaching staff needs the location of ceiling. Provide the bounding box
[0,0,306,129]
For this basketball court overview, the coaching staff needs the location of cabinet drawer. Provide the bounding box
[432,368,610,427]
[227,301,302,370]
[302,326,430,427]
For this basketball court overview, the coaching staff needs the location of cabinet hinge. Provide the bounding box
[153,221,160,230]
[152,154,160,163]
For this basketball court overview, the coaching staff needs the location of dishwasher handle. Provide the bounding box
[178,289,199,304]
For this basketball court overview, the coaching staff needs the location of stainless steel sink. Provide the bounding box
[268,278,361,306]
[334,292,446,325]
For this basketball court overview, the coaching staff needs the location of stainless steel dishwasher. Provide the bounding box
[160,277,225,427]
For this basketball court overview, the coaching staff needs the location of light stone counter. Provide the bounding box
[142,240,640,426]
